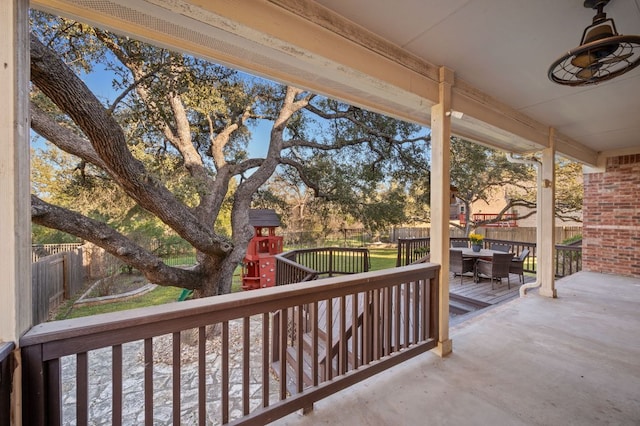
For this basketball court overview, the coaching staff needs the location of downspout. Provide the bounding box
[506,153,541,296]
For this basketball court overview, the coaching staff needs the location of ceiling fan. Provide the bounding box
[548,0,640,86]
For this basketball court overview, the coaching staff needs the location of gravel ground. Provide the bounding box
[60,316,281,425]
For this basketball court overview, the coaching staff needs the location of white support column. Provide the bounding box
[430,67,453,356]
[1,0,30,423]
[0,0,31,340]
[538,129,557,298]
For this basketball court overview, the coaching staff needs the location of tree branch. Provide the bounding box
[31,195,203,289]
[30,33,230,256]
[30,103,108,170]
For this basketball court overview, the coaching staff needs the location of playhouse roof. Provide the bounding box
[248,209,281,228]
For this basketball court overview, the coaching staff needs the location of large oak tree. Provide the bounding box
[30,15,429,297]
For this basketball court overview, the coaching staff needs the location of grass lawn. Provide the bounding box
[368,248,398,270]
[59,247,399,320]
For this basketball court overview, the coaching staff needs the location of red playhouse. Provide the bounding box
[241,209,284,290]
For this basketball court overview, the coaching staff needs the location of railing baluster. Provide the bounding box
[222,321,229,424]
[383,287,391,357]
[243,317,250,415]
[404,282,410,348]
[262,313,270,409]
[325,298,333,380]
[394,284,401,352]
[77,352,88,426]
[362,291,370,365]
[144,338,153,426]
[279,309,287,400]
[372,289,380,360]
[47,358,62,426]
[296,307,304,393]
[421,279,428,341]
[413,281,419,344]
[112,345,122,426]
[311,301,319,386]
[198,326,206,425]
[339,295,346,374]
[173,331,181,425]
[351,294,359,370]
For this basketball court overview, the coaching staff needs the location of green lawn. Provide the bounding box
[368,248,398,271]
[59,247,400,320]
[57,286,183,319]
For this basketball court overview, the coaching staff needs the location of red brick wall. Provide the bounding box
[583,154,640,277]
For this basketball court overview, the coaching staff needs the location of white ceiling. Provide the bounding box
[32,0,640,162]
[313,0,640,154]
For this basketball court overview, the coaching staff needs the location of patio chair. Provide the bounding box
[451,240,468,248]
[509,248,530,284]
[450,249,475,285]
[476,252,514,289]
[490,243,511,252]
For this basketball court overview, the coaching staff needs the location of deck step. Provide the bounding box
[449,293,491,315]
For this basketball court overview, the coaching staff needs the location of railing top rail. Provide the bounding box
[274,252,316,274]
[0,342,15,361]
[555,244,582,250]
[20,263,440,359]
[281,246,369,254]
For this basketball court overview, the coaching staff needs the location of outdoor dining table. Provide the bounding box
[452,248,507,260]
[451,248,511,282]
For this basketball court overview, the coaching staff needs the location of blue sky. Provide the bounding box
[33,62,272,159]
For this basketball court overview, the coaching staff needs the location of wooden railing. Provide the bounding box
[276,247,370,285]
[555,244,582,277]
[275,254,318,285]
[20,264,440,425]
[0,342,14,426]
[397,238,582,278]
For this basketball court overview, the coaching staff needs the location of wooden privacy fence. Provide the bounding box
[20,264,440,425]
[32,243,83,263]
[32,249,84,324]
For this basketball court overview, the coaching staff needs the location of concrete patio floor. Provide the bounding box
[271,271,640,425]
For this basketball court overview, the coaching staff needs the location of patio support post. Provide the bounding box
[538,129,557,298]
[0,0,31,422]
[430,67,454,356]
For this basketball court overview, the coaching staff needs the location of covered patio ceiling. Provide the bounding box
[32,0,640,166]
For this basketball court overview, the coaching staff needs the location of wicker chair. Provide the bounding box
[490,243,511,252]
[451,240,468,248]
[476,252,514,289]
[450,249,475,284]
[509,248,530,283]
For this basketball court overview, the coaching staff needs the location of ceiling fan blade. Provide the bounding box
[599,52,634,64]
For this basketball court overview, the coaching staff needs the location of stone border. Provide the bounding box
[74,278,157,308]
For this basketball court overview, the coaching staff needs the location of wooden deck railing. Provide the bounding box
[276,247,370,285]
[20,264,440,425]
[555,244,582,277]
[397,238,582,278]
[0,342,14,426]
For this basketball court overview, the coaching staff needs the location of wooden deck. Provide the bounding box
[449,271,536,306]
